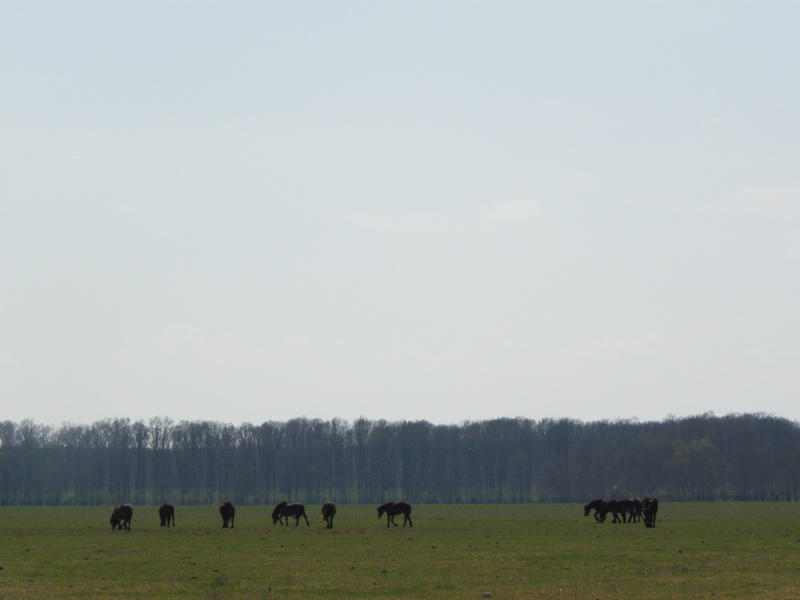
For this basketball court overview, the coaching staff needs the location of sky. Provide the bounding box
[1,1,799,427]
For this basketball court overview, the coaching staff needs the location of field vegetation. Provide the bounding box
[1,503,799,598]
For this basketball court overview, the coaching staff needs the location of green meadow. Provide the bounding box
[1,503,799,599]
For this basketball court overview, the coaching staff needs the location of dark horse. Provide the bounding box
[598,499,638,523]
[159,503,175,527]
[583,498,607,522]
[110,503,133,530]
[321,501,336,529]
[642,496,659,528]
[630,498,643,523]
[272,501,310,526]
[219,501,236,528]
[377,501,413,528]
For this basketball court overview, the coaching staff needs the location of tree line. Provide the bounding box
[1,413,798,506]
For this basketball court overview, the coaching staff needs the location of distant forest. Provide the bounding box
[1,413,798,506]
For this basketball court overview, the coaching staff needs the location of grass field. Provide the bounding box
[1,503,799,599]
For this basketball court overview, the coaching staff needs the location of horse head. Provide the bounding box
[583,498,602,517]
[272,501,288,524]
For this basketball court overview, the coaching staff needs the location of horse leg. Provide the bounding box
[405,514,413,527]
[303,512,310,526]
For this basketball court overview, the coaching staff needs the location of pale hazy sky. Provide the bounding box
[2,1,799,426]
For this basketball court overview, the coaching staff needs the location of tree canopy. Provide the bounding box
[1,413,797,505]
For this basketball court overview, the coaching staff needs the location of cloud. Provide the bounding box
[0,350,25,364]
[730,184,800,216]
[786,243,800,261]
[115,325,268,368]
[745,341,800,362]
[565,334,670,362]
[105,201,132,214]
[107,325,355,410]
[487,200,541,221]
[342,207,446,235]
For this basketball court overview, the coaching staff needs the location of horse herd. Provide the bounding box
[110,500,413,530]
[583,496,659,527]
[111,498,658,531]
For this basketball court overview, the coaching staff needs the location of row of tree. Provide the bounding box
[1,413,798,506]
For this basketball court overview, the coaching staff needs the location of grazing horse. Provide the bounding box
[321,501,336,529]
[583,498,607,522]
[219,502,236,528]
[110,503,133,530]
[598,499,637,523]
[642,496,659,528]
[630,498,643,523]
[159,503,175,527]
[377,501,413,528]
[272,501,310,526]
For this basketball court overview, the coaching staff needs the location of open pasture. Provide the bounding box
[1,503,799,598]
